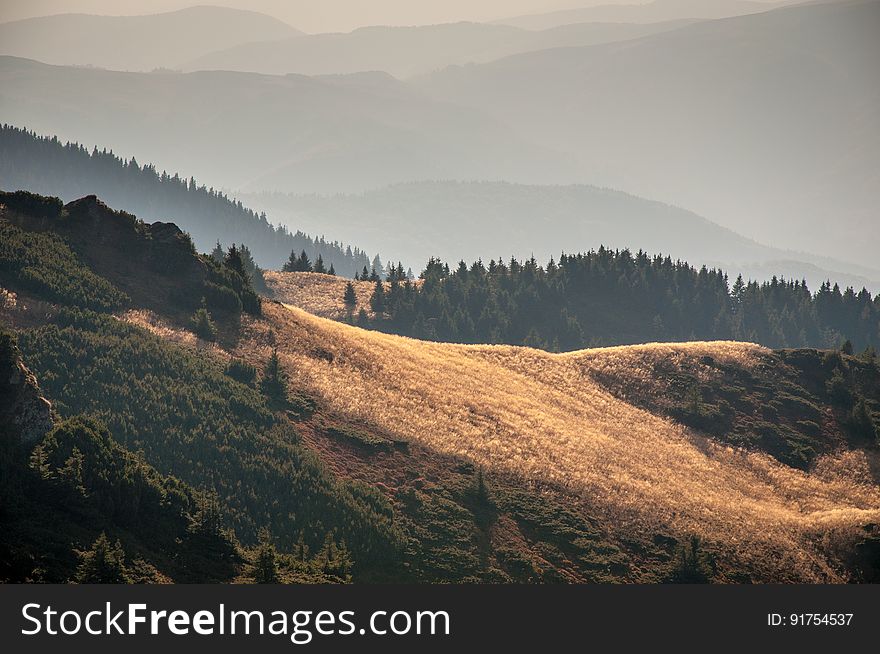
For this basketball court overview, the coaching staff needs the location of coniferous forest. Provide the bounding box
[356,252,880,352]
[0,124,374,276]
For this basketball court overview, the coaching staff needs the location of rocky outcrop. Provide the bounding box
[1,334,53,445]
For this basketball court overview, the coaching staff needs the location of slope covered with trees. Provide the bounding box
[0,125,373,276]
[334,251,880,352]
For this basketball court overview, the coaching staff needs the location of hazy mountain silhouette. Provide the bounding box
[243,181,880,292]
[419,0,880,269]
[497,0,790,29]
[183,19,693,78]
[0,6,301,71]
[0,57,574,194]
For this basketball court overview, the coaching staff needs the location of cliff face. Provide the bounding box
[0,333,53,445]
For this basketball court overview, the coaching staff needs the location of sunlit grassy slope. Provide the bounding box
[236,302,880,580]
[264,271,378,319]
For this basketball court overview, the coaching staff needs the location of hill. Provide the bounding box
[3,192,879,583]
[183,20,693,78]
[0,125,374,274]
[265,244,880,352]
[224,300,880,581]
[0,57,572,195]
[244,181,880,293]
[0,6,301,72]
[418,0,880,270]
[0,330,240,583]
[498,0,790,29]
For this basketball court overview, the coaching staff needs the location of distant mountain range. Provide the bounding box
[417,0,880,269]
[497,0,792,29]
[0,0,874,278]
[0,6,301,71]
[182,19,694,78]
[0,56,574,194]
[243,181,880,292]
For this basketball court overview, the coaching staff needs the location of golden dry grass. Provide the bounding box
[264,271,379,319]
[230,302,880,581]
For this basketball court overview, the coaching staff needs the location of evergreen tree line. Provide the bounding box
[349,249,880,352]
[0,124,375,276]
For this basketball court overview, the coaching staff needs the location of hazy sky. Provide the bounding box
[0,1,683,32]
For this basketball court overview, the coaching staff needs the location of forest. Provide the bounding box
[351,251,880,352]
[0,124,374,276]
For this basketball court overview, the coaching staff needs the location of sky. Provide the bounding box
[0,1,678,32]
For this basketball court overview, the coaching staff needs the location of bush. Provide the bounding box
[191,300,217,341]
[225,358,257,386]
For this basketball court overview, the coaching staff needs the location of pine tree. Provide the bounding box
[191,298,217,342]
[251,530,280,584]
[370,279,386,315]
[260,348,287,403]
[328,263,336,276]
[850,398,877,442]
[75,533,130,584]
[313,255,327,274]
[668,535,712,583]
[343,282,358,317]
[210,240,224,263]
[282,249,299,273]
[224,244,247,280]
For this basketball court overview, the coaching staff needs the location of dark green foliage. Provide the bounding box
[204,254,261,317]
[0,220,128,311]
[74,533,130,584]
[343,281,357,316]
[0,189,63,219]
[225,358,257,387]
[246,530,353,584]
[283,249,313,273]
[3,191,261,321]
[224,244,247,280]
[850,399,878,442]
[354,251,880,352]
[260,348,287,404]
[369,279,386,315]
[313,255,326,274]
[16,313,402,577]
[2,410,240,582]
[592,347,880,470]
[250,530,280,584]
[190,300,217,341]
[1,125,373,276]
[826,367,854,407]
[238,244,269,295]
[667,535,713,583]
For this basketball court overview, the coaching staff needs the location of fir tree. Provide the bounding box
[210,240,224,262]
[75,533,130,584]
[282,249,299,273]
[251,529,280,584]
[343,281,358,317]
[260,348,287,404]
[370,279,386,315]
[314,255,327,274]
[191,298,218,342]
[224,244,247,281]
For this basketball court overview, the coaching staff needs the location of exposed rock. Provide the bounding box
[1,335,54,445]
